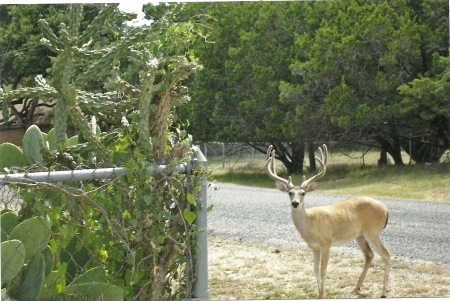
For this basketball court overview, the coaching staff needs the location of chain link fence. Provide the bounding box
[1,150,208,301]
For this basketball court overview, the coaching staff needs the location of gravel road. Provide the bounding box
[207,182,450,271]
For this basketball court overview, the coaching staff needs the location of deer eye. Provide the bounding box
[288,191,294,197]
[301,192,306,196]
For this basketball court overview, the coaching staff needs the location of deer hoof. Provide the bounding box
[381,295,387,298]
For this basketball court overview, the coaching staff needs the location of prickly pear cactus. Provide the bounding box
[0,4,201,166]
[0,211,19,242]
[0,143,28,171]
[22,125,45,165]
[0,212,123,301]
[1,239,26,285]
[10,253,46,301]
[1,214,51,300]
[45,128,68,151]
[8,216,51,260]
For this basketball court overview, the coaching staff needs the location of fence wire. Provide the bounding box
[1,160,203,301]
[198,141,417,170]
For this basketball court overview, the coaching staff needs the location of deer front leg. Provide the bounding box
[313,250,321,297]
[318,246,330,299]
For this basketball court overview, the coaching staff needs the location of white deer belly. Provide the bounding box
[296,222,361,249]
[331,230,361,247]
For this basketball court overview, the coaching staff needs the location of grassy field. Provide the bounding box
[208,236,450,299]
[208,149,450,201]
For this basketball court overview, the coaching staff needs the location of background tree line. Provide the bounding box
[146,0,449,173]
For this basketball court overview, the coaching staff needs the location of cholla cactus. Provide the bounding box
[113,23,202,162]
[39,5,117,163]
[0,4,202,166]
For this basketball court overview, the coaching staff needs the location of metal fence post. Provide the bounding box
[191,146,209,300]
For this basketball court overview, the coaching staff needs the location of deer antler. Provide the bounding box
[301,144,328,189]
[264,145,294,190]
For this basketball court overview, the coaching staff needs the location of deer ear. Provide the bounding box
[275,181,290,192]
[306,182,319,192]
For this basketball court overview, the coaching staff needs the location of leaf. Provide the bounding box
[183,209,196,225]
[150,104,158,113]
[143,195,151,205]
[187,193,197,206]
[70,267,106,285]
[64,282,123,301]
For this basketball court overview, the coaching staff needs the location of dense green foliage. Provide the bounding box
[1,4,207,300]
[154,0,449,172]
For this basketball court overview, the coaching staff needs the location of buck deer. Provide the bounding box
[265,144,390,298]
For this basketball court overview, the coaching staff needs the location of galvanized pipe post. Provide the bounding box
[191,146,209,300]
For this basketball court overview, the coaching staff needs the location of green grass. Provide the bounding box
[209,151,450,201]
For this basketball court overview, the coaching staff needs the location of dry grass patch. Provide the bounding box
[208,236,450,299]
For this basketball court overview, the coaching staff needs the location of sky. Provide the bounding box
[118,1,157,26]
[2,1,160,26]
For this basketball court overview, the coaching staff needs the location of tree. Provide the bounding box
[0,4,131,132]
[0,5,69,130]
[0,5,68,89]
[288,0,448,164]
[398,53,450,162]
[171,0,448,171]
[176,2,323,173]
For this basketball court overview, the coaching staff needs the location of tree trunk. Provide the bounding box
[273,140,305,174]
[375,134,404,165]
[307,141,316,171]
[378,149,388,165]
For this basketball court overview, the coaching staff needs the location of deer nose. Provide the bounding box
[292,201,299,208]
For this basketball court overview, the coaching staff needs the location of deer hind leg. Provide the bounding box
[353,235,374,294]
[365,235,391,298]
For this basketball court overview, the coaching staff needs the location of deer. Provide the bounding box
[264,144,390,298]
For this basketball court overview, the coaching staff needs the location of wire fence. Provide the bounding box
[198,141,434,171]
[0,149,208,301]
[199,142,266,169]
[199,141,386,171]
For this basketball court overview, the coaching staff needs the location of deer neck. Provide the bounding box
[291,203,311,233]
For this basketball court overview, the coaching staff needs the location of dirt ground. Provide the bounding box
[208,236,450,300]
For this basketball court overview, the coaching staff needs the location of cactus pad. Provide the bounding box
[1,240,26,285]
[0,143,28,171]
[22,125,44,165]
[8,216,51,260]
